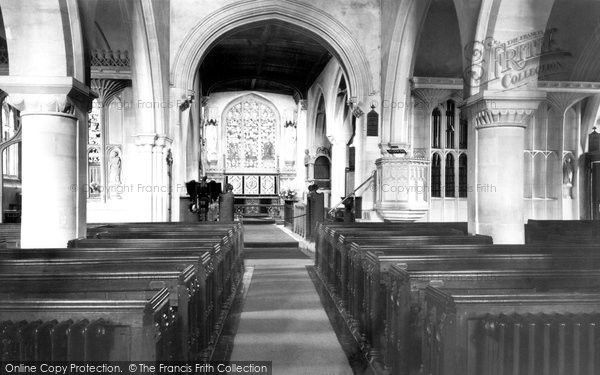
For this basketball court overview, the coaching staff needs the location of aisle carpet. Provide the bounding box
[229,225,354,375]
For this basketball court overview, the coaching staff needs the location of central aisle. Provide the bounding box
[229,224,353,375]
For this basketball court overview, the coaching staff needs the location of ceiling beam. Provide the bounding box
[255,25,273,79]
[305,52,332,88]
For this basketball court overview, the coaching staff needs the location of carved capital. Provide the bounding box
[473,108,535,129]
[0,76,95,113]
[7,94,75,114]
[463,90,546,130]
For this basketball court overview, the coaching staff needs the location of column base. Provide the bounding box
[476,222,524,244]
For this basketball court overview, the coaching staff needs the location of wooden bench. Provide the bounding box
[315,222,468,272]
[424,287,600,375]
[0,223,20,247]
[0,288,176,361]
[67,239,244,304]
[0,222,243,249]
[88,222,244,248]
[525,219,600,244]
[385,266,600,375]
[0,260,208,359]
[321,235,492,308]
[317,227,471,282]
[359,248,600,355]
[324,243,600,371]
[0,244,244,355]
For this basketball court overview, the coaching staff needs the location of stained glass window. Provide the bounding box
[88,99,102,198]
[225,95,277,171]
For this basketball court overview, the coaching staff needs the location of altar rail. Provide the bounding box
[234,204,283,219]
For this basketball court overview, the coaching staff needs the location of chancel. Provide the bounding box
[1,0,600,373]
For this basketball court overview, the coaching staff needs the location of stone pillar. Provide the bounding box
[131,134,157,221]
[22,111,78,247]
[465,92,545,244]
[295,100,308,193]
[4,83,93,248]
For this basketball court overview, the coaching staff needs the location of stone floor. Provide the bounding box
[214,224,366,375]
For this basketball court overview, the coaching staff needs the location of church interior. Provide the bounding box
[1,0,600,373]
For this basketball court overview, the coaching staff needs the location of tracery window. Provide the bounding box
[446,100,455,148]
[445,153,455,198]
[87,99,102,198]
[459,154,467,198]
[430,100,467,199]
[225,95,277,171]
[432,108,441,148]
[431,153,441,198]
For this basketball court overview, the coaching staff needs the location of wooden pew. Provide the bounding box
[0,288,176,361]
[343,242,600,339]
[315,222,468,273]
[325,243,600,371]
[424,287,600,375]
[67,239,243,308]
[0,260,207,360]
[88,222,244,250]
[359,249,600,356]
[0,223,20,247]
[525,219,600,244]
[321,235,492,310]
[0,222,244,249]
[0,246,243,357]
[318,227,471,284]
[385,266,600,375]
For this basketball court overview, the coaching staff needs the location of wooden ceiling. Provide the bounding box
[200,23,332,98]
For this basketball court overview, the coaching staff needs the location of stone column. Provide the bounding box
[5,82,92,248]
[465,91,545,244]
[295,100,308,193]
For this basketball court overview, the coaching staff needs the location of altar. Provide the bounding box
[225,174,281,216]
[202,93,298,218]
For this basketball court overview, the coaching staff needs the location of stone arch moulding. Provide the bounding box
[171,0,373,102]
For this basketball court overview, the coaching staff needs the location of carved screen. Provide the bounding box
[225,96,277,171]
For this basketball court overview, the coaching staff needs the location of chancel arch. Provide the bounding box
[171,0,372,102]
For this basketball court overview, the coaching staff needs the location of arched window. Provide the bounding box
[88,98,103,199]
[431,153,442,197]
[314,156,331,190]
[459,154,467,198]
[224,95,278,171]
[432,108,441,148]
[459,118,468,149]
[446,100,455,148]
[445,153,455,197]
